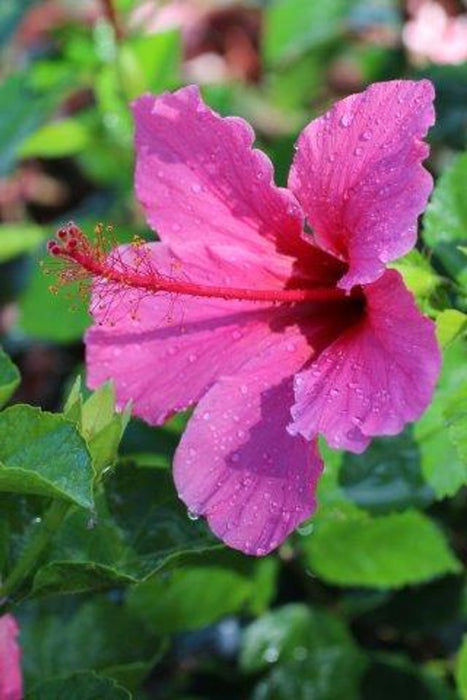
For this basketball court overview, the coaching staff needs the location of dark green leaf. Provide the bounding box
[19,249,91,343]
[31,463,219,595]
[20,596,159,692]
[340,429,434,515]
[241,604,366,700]
[26,671,131,699]
[0,347,20,408]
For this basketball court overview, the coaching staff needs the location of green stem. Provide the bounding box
[1,499,70,598]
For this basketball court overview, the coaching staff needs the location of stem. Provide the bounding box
[100,0,123,41]
[1,500,70,598]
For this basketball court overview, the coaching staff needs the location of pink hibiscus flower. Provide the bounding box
[49,80,440,555]
[0,614,23,700]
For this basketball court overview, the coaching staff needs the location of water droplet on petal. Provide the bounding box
[191,183,202,194]
[360,129,372,141]
[187,509,200,521]
[240,385,248,395]
[339,113,353,128]
[353,147,363,156]
[203,412,210,421]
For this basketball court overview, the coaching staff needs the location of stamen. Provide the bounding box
[45,221,348,310]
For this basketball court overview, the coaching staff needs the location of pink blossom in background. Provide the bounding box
[81,80,441,555]
[403,0,467,65]
[0,614,23,700]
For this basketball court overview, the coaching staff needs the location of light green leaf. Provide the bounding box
[436,309,467,348]
[0,224,45,263]
[0,406,94,508]
[457,635,467,699]
[19,118,90,159]
[415,336,467,497]
[120,30,181,98]
[264,0,349,65]
[389,250,440,302]
[0,347,20,408]
[304,510,460,588]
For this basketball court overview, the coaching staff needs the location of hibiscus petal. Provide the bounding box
[289,80,435,289]
[174,338,323,555]
[0,614,22,700]
[86,240,301,425]
[133,85,306,257]
[289,270,441,453]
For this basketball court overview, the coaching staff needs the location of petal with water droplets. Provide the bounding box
[289,80,435,289]
[174,336,323,556]
[133,85,306,258]
[289,270,441,452]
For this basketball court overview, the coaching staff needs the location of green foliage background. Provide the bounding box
[0,0,466,698]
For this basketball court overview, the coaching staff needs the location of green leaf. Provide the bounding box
[436,309,467,348]
[19,249,91,343]
[66,380,130,475]
[30,463,219,596]
[263,0,349,65]
[415,336,467,497]
[389,250,440,309]
[19,118,90,158]
[304,510,460,588]
[364,652,458,700]
[241,604,366,700]
[339,429,434,515]
[26,671,131,699]
[128,566,254,635]
[0,347,20,408]
[457,636,467,700]
[424,153,467,246]
[0,224,45,263]
[20,596,160,692]
[0,73,57,177]
[0,406,93,508]
[423,153,467,287]
[119,30,181,98]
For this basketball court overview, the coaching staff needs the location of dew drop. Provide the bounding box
[360,129,372,141]
[188,353,197,363]
[339,113,353,128]
[264,647,279,663]
[240,385,248,395]
[202,412,211,421]
[297,521,314,536]
[191,183,202,194]
[353,147,363,156]
[187,509,200,521]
